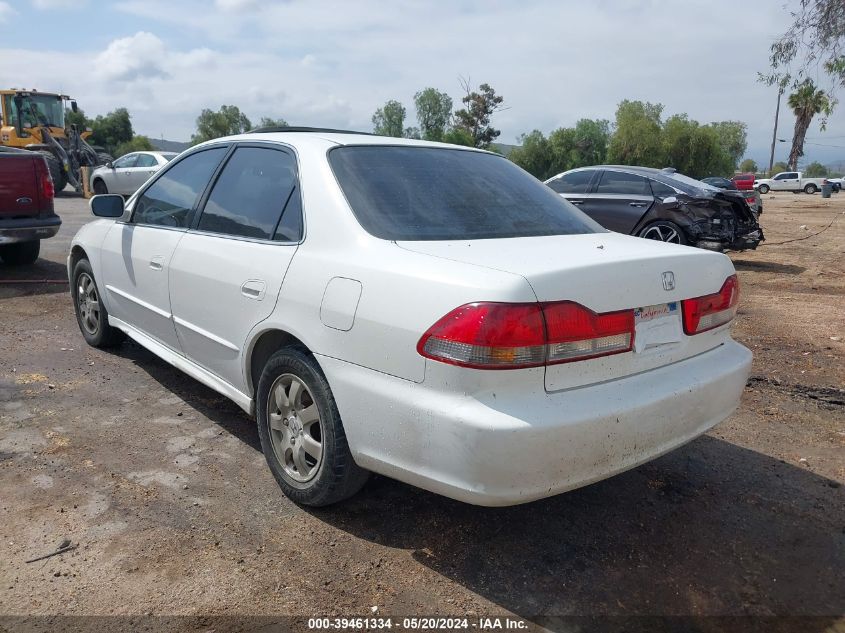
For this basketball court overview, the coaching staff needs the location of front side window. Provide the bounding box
[133,147,227,229]
[135,154,157,168]
[548,170,594,194]
[596,171,650,196]
[330,147,601,241]
[197,147,299,240]
[113,154,138,169]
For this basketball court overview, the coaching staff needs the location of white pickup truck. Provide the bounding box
[754,171,829,194]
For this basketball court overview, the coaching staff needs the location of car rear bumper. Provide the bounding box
[320,339,752,506]
[0,214,61,244]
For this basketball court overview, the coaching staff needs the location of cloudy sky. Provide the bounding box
[1,0,843,167]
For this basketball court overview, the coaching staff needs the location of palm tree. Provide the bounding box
[787,80,832,170]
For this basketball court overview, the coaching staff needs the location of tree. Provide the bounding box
[708,121,747,169]
[371,100,406,137]
[508,130,552,179]
[257,116,288,128]
[607,100,664,167]
[65,107,90,130]
[441,127,474,147]
[771,161,790,175]
[803,161,830,177]
[89,108,133,154]
[413,88,453,142]
[114,135,155,158]
[192,105,252,144]
[661,115,732,179]
[570,118,610,167]
[767,0,845,89]
[787,79,833,169]
[739,158,759,173]
[453,81,505,148]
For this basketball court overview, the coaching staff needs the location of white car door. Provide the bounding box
[106,153,139,195]
[126,153,160,192]
[99,146,229,351]
[773,172,799,191]
[168,145,302,388]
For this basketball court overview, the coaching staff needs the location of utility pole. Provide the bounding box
[768,85,783,177]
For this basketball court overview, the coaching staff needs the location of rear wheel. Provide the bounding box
[0,240,40,265]
[757,184,770,194]
[37,151,66,193]
[71,259,125,347]
[804,183,818,194]
[256,347,368,506]
[638,221,687,245]
[93,179,108,195]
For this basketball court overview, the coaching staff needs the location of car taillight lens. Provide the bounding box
[544,302,634,364]
[417,303,547,369]
[681,275,739,335]
[417,301,635,369]
[36,157,55,200]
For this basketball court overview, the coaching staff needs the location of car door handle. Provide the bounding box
[569,199,584,205]
[629,202,648,207]
[241,280,266,300]
[149,256,165,271]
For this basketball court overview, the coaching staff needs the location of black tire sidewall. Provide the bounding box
[93,179,108,195]
[256,348,365,506]
[758,185,769,194]
[804,184,817,194]
[0,240,40,265]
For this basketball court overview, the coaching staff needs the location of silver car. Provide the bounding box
[90,151,177,196]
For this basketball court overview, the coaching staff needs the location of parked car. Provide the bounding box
[754,171,830,194]
[90,151,177,196]
[0,146,59,265]
[825,177,842,192]
[546,166,764,251]
[730,173,756,191]
[701,176,763,216]
[69,131,752,507]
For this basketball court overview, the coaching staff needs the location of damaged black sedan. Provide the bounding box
[545,166,764,251]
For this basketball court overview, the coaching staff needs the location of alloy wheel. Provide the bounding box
[76,273,101,335]
[267,374,323,483]
[641,225,681,244]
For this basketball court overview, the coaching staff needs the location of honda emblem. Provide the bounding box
[662,271,675,291]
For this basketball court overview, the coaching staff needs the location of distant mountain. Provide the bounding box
[150,138,190,153]
[491,142,518,156]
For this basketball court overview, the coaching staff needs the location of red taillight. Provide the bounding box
[544,302,634,364]
[417,303,546,369]
[417,301,635,369]
[36,157,55,200]
[681,275,739,335]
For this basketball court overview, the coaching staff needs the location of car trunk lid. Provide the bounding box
[0,154,44,218]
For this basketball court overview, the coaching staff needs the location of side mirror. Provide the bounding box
[71,100,78,113]
[90,194,125,218]
[661,196,678,205]
[106,161,114,169]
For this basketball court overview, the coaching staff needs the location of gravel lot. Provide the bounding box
[1,191,843,631]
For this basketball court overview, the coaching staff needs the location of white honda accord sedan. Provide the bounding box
[68,129,751,507]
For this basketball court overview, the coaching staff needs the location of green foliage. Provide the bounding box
[414,88,453,141]
[787,79,834,168]
[192,105,252,144]
[708,121,748,168]
[453,82,505,148]
[803,161,830,177]
[739,158,758,173]
[89,108,134,155]
[607,100,664,166]
[661,115,734,178]
[114,135,155,158]
[65,107,90,130]
[509,120,610,180]
[509,130,553,179]
[257,116,288,128]
[441,127,474,146]
[771,161,790,175]
[571,118,611,168]
[372,100,406,138]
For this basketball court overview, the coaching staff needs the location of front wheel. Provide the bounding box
[757,184,770,194]
[256,347,368,506]
[72,259,125,347]
[92,179,108,195]
[638,221,687,245]
[0,240,40,265]
[804,183,818,194]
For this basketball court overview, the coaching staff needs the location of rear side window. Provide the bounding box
[133,147,226,229]
[547,170,594,194]
[329,147,601,241]
[596,171,651,196]
[650,179,678,198]
[197,147,299,240]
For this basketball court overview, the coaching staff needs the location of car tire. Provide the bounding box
[637,221,688,245]
[71,258,125,347]
[804,183,818,194]
[92,179,108,195]
[758,184,770,194]
[256,347,369,507]
[0,240,40,265]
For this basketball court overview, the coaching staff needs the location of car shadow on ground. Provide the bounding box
[108,342,843,629]
[732,259,807,275]
[0,258,70,298]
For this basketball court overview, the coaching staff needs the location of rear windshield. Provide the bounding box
[329,146,602,240]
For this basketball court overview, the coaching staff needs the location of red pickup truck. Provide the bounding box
[731,173,756,191]
[0,147,60,265]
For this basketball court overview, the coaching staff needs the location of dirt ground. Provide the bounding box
[0,191,843,632]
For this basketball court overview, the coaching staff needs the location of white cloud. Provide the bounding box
[93,32,169,82]
[31,0,82,8]
[215,0,261,10]
[0,1,16,20]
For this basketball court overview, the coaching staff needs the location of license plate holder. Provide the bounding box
[634,302,682,352]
